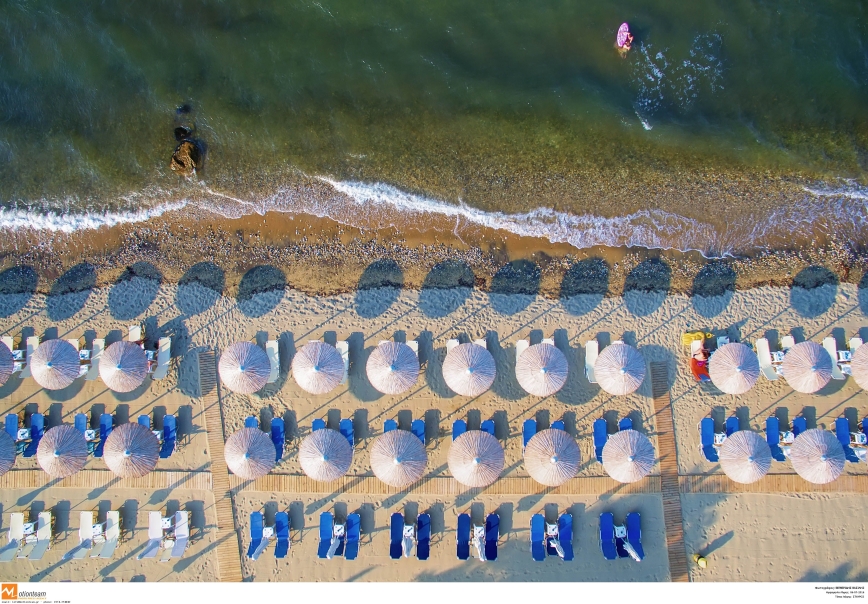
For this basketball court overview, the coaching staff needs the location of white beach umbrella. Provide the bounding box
[299,428,353,482]
[219,341,270,394]
[0,432,15,476]
[292,341,344,395]
[719,431,771,484]
[515,343,569,397]
[370,430,428,488]
[103,422,160,478]
[602,429,655,483]
[849,343,868,390]
[31,339,80,390]
[790,429,845,484]
[442,343,496,397]
[37,425,87,478]
[447,430,504,487]
[524,429,581,487]
[709,343,760,395]
[782,341,832,394]
[594,342,646,396]
[366,342,419,395]
[100,341,148,393]
[224,427,276,479]
[0,340,13,386]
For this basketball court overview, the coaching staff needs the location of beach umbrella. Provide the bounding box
[849,343,868,390]
[448,430,505,487]
[370,430,427,488]
[709,343,760,395]
[292,341,344,395]
[790,429,845,484]
[442,343,496,397]
[30,339,80,390]
[782,341,832,394]
[219,342,270,394]
[366,342,419,395]
[602,429,655,483]
[0,340,13,387]
[0,432,15,476]
[524,429,581,487]
[100,341,148,393]
[224,427,276,479]
[103,422,160,478]
[299,428,353,482]
[595,342,646,396]
[719,431,771,484]
[515,343,569,397]
[37,425,87,478]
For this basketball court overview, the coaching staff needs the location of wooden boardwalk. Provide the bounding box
[0,469,211,490]
[200,349,244,583]
[650,362,690,583]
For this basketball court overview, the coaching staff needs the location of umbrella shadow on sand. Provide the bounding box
[0,265,38,318]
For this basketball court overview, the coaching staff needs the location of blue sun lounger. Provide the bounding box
[317,512,333,559]
[390,513,403,560]
[765,417,785,462]
[244,416,258,429]
[247,512,265,560]
[530,514,545,562]
[793,416,808,437]
[312,418,325,431]
[344,513,360,561]
[137,414,150,429]
[485,514,499,561]
[593,418,607,463]
[523,419,536,449]
[274,511,290,559]
[92,413,112,458]
[271,418,285,462]
[384,419,397,433]
[626,512,645,561]
[417,513,431,561]
[339,418,354,447]
[558,514,574,561]
[836,418,860,463]
[453,419,466,441]
[74,413,88,435]
[619,417,632,431]
[412,419,425,444]
[551,420,565,431]
[700,417,719,462]
[726,416,739,436]
[160,414,176,458]
[23,413,44,458]
[481,420,495,438]
[456,513,470,560]
[599,513,617,560]
[4,414,16,441]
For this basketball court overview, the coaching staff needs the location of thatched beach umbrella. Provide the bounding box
[370,430,427,488]
[709,343,760,395]
[790,429,845,484]
[719,431,771,484]
[524,429,581,487]
[219,342,270,394]
[442,343,496,397]
[595,342,646,396]
[448,430,504,487]
[0,340,13,387]
[0,432,15,477]
[782,341,832,394]
[292,341,344,395]
[224,427,276,479]
[849,343,868,390]
[31,339,80,390]
[104,422,160,478]
[602,429,655,483]
[299,428,353,482]
[367,342,419,395]
[515,343,569,397]
[100,341,148,393]
[37,425,87,478]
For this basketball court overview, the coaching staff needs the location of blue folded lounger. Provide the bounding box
[344,513,360,561]
[480,419,495,437]
[23,413,44,458]
[160,414,176,458]
[384,419,398,433]
[137,414,150,430]
[4,414,17,441]
[453,419,467,441]
[456,513,470,560]
[726,416,739,436]
[619,417,632,431]
[274,512,290,559]
[626,512,645,561]
[530,514,545,562]
[700,417,719,462]
[551,420,565,431]
[836,418,859,463]
[318,512,333,559]
[417,513,431,561]
[90,413,111,458]
[485,514,499,561]
[247,511,264,559]
[558,513,574,562]
[523,419,536,449]
[599,512,617,560]
[412,419,425,443]
[340,418,354,448]
[793,416,808,437]
[75,413,88,435]
[765,416,786,462]
[244,416,258,429]
[390,513,403,560]
[271,417,285,462]
[593,418,608,463]
[312,418,326,431]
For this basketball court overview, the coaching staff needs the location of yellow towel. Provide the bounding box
[682,332,714,346]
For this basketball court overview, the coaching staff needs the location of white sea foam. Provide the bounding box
[0,200,188,233]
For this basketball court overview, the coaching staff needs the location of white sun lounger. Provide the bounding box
[66,339,88,378]
[515,339,529,361]
[407,340,419,357]
[20,336,38,379]
[851,337,863,352]
[138,512,162,560]
[66,512,93,560]
[128,325,142,342]
[755,338,779,381]
[99,511,120,559]
[781,335,795,352]
[585,340,598,384]
[86,338,104,380]
[823,337,845,380]
[335,341,349,385]
[446,339,459,352]
[0,513,24,562]
[265,340,279,384]
[152,337,171,380]
[169,511,189,559]
[473,339,487,349]
[0,337,20,374]
[542,338,554,346]
[27,512,52,561]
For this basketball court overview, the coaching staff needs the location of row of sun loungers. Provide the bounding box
[0,512,53,562]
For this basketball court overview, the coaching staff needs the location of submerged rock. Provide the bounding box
[170,140,201,178]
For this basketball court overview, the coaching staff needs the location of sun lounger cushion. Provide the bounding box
[599,513,617,560]
[530,514,545,562]
[317,513,333,559]
[23,413,44,458]
[389,513,403,560]
[456,513,470,561]
[160,414,176,458]
[343,513,360,561]
[244,416,259,429]
[417,513,430,561]
[28,512,52,561]
[480,419,495,438]
[248,512,263,558]
[0,513,24,562]
[765,417,785,462]
[170,512,188,558]
[92,413,112,458]
[485,514,499,562]
[700,417,719,462]
[312,418,326,432]
[99,511,120,559]
[619,417,632,431]
[523,419,536,448]
[593,418,607,463]
[74,413,87,435]
[4,415,16,441]
[836,418,860,463]
[384,419,398,433]
[138,512,162,560]
[453,419,466,441]
[626,512,645,561]
[274,512,290,559]
[412,419,425,444]
[551,420,565,431]
[726,416,739,436]
[793,416,807,437]
[270,417,286,462]
[558,514,574,562]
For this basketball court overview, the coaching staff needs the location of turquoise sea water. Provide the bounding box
[0,0,866,255]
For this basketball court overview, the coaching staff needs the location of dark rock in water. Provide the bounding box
[174,126,192,141]
[170,140,201,177]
